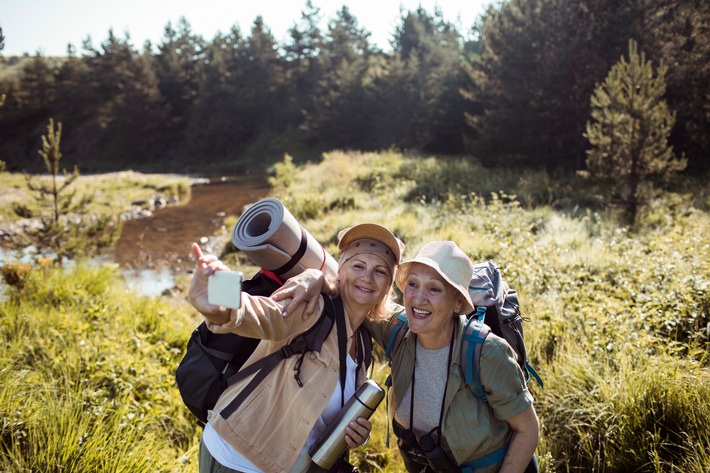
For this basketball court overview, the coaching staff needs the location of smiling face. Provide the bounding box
[402,262,462,349]
[338,253,393,320]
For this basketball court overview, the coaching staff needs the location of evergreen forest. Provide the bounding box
[1,0,708,175]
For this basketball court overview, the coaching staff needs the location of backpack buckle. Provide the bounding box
[281,345,297,357]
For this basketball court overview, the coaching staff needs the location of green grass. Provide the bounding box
[540,349,710,471]
[0,170,191,221]
[1,150,708,472]
[0,260,202,472]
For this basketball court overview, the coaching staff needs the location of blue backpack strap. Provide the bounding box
[385,312,408,358]
[473,305,486,323]
[462,316,490,402]
[526,362,544,389]
[460,444,508,472]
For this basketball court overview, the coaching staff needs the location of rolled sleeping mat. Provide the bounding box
[232,198,338,281]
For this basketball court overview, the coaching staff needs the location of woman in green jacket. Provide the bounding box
[367,241,539,473]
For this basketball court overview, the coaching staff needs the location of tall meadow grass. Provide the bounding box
[1,150,707,472]
[0,260,201,472]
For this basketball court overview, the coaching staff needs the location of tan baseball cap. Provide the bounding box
[337,223,405,267]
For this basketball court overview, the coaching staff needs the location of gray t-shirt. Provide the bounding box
[394,341,450,437]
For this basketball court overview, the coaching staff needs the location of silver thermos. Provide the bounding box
[310,380,385,469]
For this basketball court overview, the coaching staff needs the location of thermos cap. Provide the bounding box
[355,380,385,410]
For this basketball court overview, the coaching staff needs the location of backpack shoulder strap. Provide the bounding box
[385,311,409,360]
[383,311,408,449]
[461,317,491,402]
[330,296,348,403]
[219,294,341,419]
[357,325,373,372]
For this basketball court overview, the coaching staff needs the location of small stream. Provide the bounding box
[0,175,270,297]
[0,246,176,298]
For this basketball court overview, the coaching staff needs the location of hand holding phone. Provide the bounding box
[208,271,243,309]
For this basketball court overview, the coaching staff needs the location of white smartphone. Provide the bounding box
[208,271,243,309]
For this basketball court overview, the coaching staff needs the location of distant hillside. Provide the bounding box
[0,55,66,81]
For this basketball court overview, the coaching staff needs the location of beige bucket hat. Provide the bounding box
[395,241,475,314]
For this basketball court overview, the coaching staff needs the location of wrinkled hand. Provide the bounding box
[344,416,372,449]
[271,268,325,319]
[188,242,231,322]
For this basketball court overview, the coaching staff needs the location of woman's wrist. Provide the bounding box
[203,306,232,325]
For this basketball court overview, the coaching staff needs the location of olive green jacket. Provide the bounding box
[365,313,534,472]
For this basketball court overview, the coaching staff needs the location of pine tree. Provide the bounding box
[466,0,710,173]
[301,6,376,148]
[14,119,122,263]
[372,6,465,151]
[283,0,325,130]
[83,31,171,165]
[584,39,686,225]
[154,17,206,144]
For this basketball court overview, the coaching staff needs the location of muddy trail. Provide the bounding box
[111,176,270,274]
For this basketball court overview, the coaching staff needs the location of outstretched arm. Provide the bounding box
[187,242,233,325]
[188,243,319,340]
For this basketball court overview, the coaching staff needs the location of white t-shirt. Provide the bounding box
[203,354,359,472]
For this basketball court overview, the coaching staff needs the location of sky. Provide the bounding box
[1,0,493,57]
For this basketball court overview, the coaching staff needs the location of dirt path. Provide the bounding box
[111,176,270,273]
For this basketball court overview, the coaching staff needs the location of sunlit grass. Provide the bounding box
[538,345,710,472]
[1,151,708,472]
[0,170,191,220]
[0,260,201,473]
